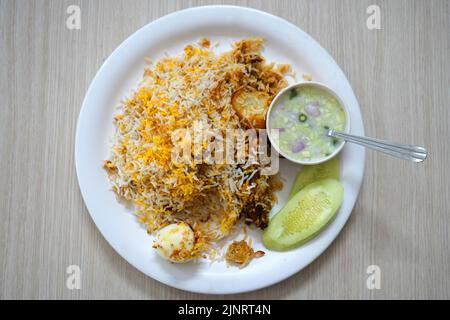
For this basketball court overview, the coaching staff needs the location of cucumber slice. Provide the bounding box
[289,156,340,199]
[263,179,344,251]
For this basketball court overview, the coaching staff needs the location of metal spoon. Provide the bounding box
[327,130,427,163]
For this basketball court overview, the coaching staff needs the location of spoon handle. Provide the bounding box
[328,130,427,163]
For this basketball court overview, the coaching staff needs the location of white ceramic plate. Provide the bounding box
[75,5,365,294]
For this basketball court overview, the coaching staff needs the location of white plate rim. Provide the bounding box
[75,5,365,295]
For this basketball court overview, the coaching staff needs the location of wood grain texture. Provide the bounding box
[0,0,449,299]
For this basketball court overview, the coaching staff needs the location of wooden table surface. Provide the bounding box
[1,0,449,300]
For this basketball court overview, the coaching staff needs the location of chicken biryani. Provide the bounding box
[104,38,290,263]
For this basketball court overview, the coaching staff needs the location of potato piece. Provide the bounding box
[231,89,270,129]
